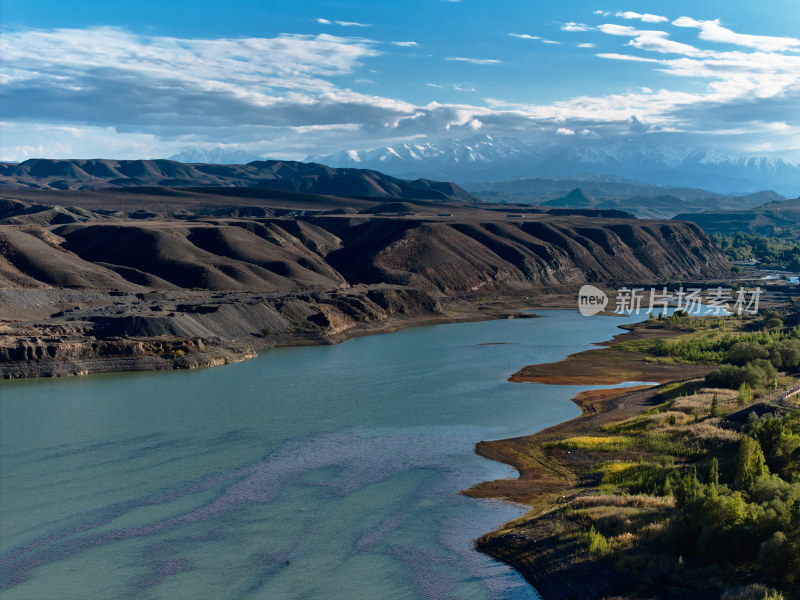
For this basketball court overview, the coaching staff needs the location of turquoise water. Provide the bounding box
[0,310,649,599]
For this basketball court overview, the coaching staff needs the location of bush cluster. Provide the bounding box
[704,330,800,389]
[667,412,800,589]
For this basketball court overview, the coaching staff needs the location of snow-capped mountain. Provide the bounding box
[166,148,264,165]
[308,136,800,195]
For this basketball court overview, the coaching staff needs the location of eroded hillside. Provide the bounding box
[0,188,731,377]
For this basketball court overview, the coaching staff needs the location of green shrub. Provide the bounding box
[585,525,613,557]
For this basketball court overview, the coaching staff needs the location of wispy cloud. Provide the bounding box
[445,56,501,65]
[453,84,476,92]
[335,21,372,27]
[616,11,668,23]
[595,53,660,63]
[673,16,800,51]
[598,23,704,55]
[578,43,596,48]
[317,18,372,27]
[562,22,593,32]
[597,24,639,36]
[391,41,418,47]
[510,32,560,45]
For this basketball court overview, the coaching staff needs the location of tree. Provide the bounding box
[727,342,768,366]
[709,457,720,486]
[735,435,768,492]
[739,382,752,405]
[711,393,720,418]
[760,529,800,588]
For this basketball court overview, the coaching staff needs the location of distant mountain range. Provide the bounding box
[674,198,800,235]
[167,149,264,164]
[471,179,785,219]
[0,159,479,204]
[308,135,800,196]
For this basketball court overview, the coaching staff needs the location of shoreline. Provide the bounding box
[0,292,564,380]
[464,319,713,600]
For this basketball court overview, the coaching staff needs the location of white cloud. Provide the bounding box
[598,24,639,36]
[578,43,596,48]
[594,10,610,16]
[556,127,576,135]
[562,22,593,32]
[391,41,418,47]
[0,122,186,161]
[616,11,668,23]
[2,19,800,161]
[598,23,705,56]
[453,84,476,92]
[445,57,501,64]
[335,21,372,27]
[595,53,660,63]
[542,40,561,45]
[317,18,372,27]
[673,17,800,52]
[0,27,401,148]
[509,33,541,40]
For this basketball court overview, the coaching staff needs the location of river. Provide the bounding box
[0,309,651,599]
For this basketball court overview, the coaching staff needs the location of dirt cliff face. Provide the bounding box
[0,190,731,378]
[0,215,728,294]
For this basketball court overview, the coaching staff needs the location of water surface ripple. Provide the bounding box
[1,310,648,599]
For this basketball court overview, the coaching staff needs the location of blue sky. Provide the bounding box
[2,0,800,160]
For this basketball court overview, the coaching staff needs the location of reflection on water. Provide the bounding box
[0,310,650,599]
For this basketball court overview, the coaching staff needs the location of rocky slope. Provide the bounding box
[0,187,730,378]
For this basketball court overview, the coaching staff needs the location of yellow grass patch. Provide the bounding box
[547,436,634,451]
[595,461,637,475]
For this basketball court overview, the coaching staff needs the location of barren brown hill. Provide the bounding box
[0,159,480,203]
[0,194,729,294]
[0,185,731,379]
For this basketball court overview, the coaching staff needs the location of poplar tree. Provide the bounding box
[735,435,768,492]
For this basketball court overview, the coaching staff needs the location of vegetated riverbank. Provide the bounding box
[468,310,800,600]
